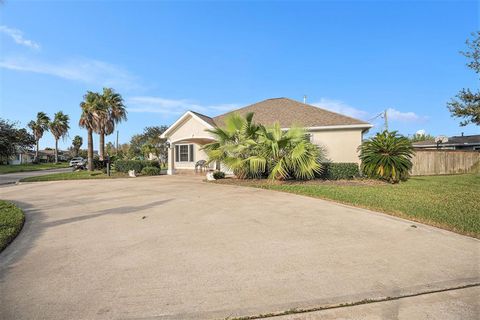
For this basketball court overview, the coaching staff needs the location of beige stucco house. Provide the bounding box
[160,97,372,175]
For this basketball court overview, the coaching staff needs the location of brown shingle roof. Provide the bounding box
[212,97,370,128]
[190,111,216,127]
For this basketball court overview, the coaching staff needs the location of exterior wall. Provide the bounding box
[168,115,215,143]
[173,143,212,169]
[310,128,364,163]
[10,153,34,165]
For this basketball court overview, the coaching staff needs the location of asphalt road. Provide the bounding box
[0,168,72,185]
[1,176,478,319]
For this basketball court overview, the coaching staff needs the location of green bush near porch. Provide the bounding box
[115,160,160,173]
[319,163,360,180]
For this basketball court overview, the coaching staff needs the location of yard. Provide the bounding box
[20,170,128,182]
[0,201,25,252]
[216,174,480,238]
[0,162,69,174]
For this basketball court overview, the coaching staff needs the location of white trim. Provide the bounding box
[175,144,193,163]
[295,124,373,131]
[160,111,214,138]
[170,136,216,144]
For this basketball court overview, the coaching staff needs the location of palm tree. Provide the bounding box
[49,111,70,163]
[71,135,83,157]
[97,88,127,160]
[27,112,50,161]
[79,91,102,171]
[203,113,322,180]
[358,130,414,183]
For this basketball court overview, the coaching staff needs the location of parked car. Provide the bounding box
[69,157,86,167]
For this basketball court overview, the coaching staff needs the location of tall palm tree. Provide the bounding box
[79,91,103,171]
[97,88,127,160]
[49,111,70,163]
[27,112,50,161]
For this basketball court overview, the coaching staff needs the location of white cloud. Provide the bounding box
[311,98,368,119]
[0,25,40,50]
[127,96,239,116]
[387,108,426,122]
[0,56,139,89]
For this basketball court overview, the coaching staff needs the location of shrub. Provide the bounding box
[319,163,360,180]
[141,166,161,176]
[114,160,160,173]
[358,130,414,183]
[213,171,225,179]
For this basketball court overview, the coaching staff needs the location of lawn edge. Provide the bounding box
[0,201,26,253]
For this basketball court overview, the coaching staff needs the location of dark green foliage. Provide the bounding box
[0,201,25,252]
[320,163,360,180]
[358,131,414,183]
[0,118,35,164]
[141,166,162,176]
[115,160,160,173]
[447,31,480,126]
[213,171,226,179]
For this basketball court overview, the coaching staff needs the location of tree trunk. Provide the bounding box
[99,132,105,161]
[55,139,58,163]
[35,140,39,161]
[88,129,94,171]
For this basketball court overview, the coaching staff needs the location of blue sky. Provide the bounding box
[1,0,479,149]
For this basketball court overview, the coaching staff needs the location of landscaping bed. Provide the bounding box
[214,174,480,238]
[0,200,25,252]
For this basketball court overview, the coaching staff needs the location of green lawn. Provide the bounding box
[0,201,25,252]
[217,174,480,238]
[0,162,69,174]
[20,170,128,182]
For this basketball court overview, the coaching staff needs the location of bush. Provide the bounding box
[0,201,25,252]
[213,171,225,179]
[141,166,161,176]
[319,162,360,180]
[114,160,160,173]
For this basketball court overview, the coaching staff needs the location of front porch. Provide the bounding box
[166,137,218,175]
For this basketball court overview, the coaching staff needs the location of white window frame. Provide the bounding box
[175,144,194,163]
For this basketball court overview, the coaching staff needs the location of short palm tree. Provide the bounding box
[27,112,50,161]
[79,91,103,171]
[71,135,83,157]
[49,111,70,163]
[203,113,322,180]
[97,88,127,160]
[358,130,414,183]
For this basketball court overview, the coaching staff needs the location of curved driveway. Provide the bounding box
[0,176,479,319]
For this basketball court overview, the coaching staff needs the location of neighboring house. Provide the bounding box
[413,134,480,151]
[9,151,35,165]
[161,97,372,175]
[37,149,68,162]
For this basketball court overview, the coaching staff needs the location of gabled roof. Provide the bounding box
[212,98,370,129]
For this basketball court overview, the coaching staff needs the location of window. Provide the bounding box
[175,144,195,162]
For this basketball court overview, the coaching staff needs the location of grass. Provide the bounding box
[0,162,69,174]
[0,201,25,252]
[20,170,128,182]
[216,174,480,238]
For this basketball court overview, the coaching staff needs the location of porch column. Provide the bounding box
[167,142,175,175]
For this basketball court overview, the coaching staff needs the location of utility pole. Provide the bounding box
[384,109,388,131]
[116,130,119,155]
[303,95,307,104]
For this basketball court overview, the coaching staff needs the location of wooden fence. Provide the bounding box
[410,150,480,176]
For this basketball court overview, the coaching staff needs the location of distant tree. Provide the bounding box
[27,112,50,160]
[447,31,480,126]
[71,135,83,157]
[0,118,35,164]
[127,126,168,163]
[105,141,115,156]
[97,88,127,160]
[79,91,102,171]
[49,111,70,163]
[410,133,435,142]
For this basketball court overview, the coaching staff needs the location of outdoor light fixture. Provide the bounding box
[165,141,171,149]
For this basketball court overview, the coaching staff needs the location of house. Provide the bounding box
[160,97,372,175]
[412,134,480,151]
[9,151,35,165]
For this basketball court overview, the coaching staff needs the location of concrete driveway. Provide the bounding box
[0,167,72,185]
[0,176,478,319]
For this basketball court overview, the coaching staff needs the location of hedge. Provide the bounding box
[115,160,160,173]
[141,166,162,176]
[319,162,360,180]
[213,171,225,179]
